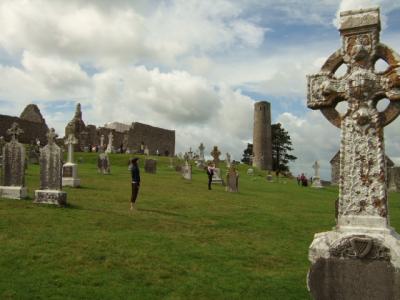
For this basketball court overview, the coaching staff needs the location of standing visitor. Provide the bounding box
[206,163,215,190]
[129,158,141,210]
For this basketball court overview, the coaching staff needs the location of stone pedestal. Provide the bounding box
[62,162,80,187]
[311,176,323,188]
[34,190,67,206]
[0,186,27,199]
[308,226,400,300]
[211,168,225,185]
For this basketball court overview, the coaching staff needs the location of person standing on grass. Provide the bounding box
[206,163,215,190]
[129,157,141,210]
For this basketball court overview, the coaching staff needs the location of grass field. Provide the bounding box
[1,153,400,299]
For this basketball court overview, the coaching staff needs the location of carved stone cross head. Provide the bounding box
[307,7,400,128]
[210,146,221,160]
[47,128,58,145]
[7,122,23,141]
[65,133,78,146]
[312,161,320,177]
[199,143,205,151]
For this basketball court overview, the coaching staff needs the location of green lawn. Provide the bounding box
[1,153,400,299]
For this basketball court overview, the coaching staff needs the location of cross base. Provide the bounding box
[34,190,67,206]
[0,186,27,199]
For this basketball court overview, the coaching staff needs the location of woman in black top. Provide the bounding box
[129,157,141,210]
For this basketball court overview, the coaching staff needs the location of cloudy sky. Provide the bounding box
[0,0,400,179]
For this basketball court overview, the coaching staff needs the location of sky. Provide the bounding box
[0,0,400,179]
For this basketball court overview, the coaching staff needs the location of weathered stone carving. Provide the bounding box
[226,166,239,192]
[311,161,323,188]
[62,134,80,187]
[210,146,221,167]
[307,8,400,299]
[0,123,27,199]
[34,128,67,206]
[329,235,391,261]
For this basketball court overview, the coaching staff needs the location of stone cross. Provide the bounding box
[7,122,24,142]
[307,8,400,226]
[198,143,205,161]
[105,132,113,153]
[226,152,231,168]
[210,146,221,166]
[307,8,400,299]
[312,161,320,178]
[46,128,57,145]
[187,147,193,160]
[100,135,105,149]
[65,134,78,163]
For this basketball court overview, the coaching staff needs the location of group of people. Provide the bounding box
[297,173,312,187]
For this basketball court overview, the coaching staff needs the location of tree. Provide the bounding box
[241,143,253,165]
[271,123,297,172]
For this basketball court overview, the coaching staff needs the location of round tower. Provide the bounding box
[252,101,272,170]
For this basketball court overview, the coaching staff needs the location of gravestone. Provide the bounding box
[144,159,157,174]
[307,8,400,299]
[187,147,193,160]
[144,145,150,156]
[100,134,105,151]
[225,152,231,168]
[62,134,80,187]
[97,151,110,174]
[210,146,221,167]
[196,142,206,168]
[211,168,224,185]
[34,128,67,206]
[266,171,273,182]
[181,161,192,180]
[247,168,254,176]
[105,132,113,154]
[311,161,323,188]
[226,166,239,192]
[0,123,27,199]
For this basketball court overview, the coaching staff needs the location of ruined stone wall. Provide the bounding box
[127,122,175,156]
[96,127,125,150]
[0,114,48,145]
[252,101,272,170]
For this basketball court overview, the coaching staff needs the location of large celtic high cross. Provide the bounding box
[307,8,400,228]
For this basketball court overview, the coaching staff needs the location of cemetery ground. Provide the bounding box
[1,154,400,300]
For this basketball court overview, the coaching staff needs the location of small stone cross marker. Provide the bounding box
[312,161,320,178]
[65,134,78,163]
[7,122,23,141]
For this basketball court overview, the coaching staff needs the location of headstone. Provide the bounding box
[34,128,67,206]
[311,160,323,188]
[105,132,113,154]
[187,147,193,160]
[181,161,192,180]
[169,157,174,169]
[266,171,273,182]
[226,166,239,192]
[225,152,231,168]
[144,145,150,156]
[307,8,400,299]
[62,134,80,187]
[211,168,224,185]
[247,168,254,176]
[144,159,157,174]
[97,152,110,174]
[100,134,105,150]
[0,123,27,199]
[210,146,221,167]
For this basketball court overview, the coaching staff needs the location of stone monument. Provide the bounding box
[105,132,113,154]
[97,151,110,174]
[225,152,231,168]
[100,134,105,151]
[181,160,192,180]
[210,146,221,167]
[311,161,323,188]
[144,145,150,156]
[62,134,81,187]
[226,166,239,192]
[0,123,27,199]
[212,168,224,185]
[34,128,67,206]
[144,159,157,174]
[247,168,254,176]
[252,101,272,170]
[307,8,400,299]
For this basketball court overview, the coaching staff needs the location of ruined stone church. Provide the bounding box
[65,104,175,156]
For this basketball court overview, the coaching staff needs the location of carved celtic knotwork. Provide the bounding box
[329,235,391,261]
[307,8,400,222]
